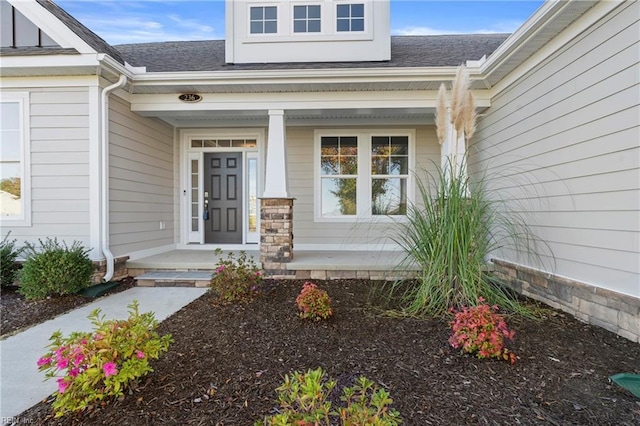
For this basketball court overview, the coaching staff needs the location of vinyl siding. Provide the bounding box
[0,87,91,247]
[470,1,640,297]
[287,125,438,247]
[108,96,175,256]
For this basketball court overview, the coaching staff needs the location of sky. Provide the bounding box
[55,0,545,45]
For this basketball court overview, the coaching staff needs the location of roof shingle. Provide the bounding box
[114,34,509,73]
[36,0,125,64]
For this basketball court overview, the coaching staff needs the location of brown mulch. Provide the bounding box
[7,279,640,425]
[0,277,136,338]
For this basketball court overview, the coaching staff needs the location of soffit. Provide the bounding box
[484,0,598,87]
[139,107,435,128]
[127,80,458,95]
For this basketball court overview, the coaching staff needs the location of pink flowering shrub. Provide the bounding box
[210,249,263,303]
[296,282,333,321]
[37,301,172,417]
[449,298,517,364]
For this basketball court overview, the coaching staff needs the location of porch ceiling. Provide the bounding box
[139,107,436,127]
[128,80,455,95]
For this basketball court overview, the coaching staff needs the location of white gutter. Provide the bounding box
[100,75,127,281]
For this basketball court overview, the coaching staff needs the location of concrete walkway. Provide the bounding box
[0,287,208,420]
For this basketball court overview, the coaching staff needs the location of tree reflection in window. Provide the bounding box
[320,136,357,215]
[371,136,408,215]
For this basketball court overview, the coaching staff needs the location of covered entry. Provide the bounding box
[183,130,261,246]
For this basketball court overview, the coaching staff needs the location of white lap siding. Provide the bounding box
[108,95,175,256]
[0,87,91,248]
[470,1,640,297]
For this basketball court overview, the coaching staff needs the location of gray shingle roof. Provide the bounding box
[115,34,509,73]
[28,1,509,73]
[36,0,125,64]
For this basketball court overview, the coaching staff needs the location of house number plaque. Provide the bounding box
[179,93,202,103]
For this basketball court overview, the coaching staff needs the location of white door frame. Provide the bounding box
[179,128,264,247]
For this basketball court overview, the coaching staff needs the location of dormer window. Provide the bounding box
[293,5,321,33]
[250,6,278,34]
[336,4,364,32]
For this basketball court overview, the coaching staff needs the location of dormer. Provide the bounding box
[225,0,390,64]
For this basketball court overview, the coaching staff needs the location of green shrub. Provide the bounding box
[37,300,173,417]
[210,249,263,303]
[388,161,539,318]
[19,238,93,299]
[257,367,401,425]
[0,232,22,287]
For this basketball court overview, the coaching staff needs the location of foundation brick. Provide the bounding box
[295,270,311,280]
[327,270,357,280]
[616,329,640,343]
[618,311,640,335]
[311,270,327,280]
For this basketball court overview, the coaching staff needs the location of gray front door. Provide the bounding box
[204,153,243,244]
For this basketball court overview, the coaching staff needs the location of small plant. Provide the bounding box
[257,367,401,426]
[296,282,333,321]
[449,298,516,364]
[37,300,173,417]
[19,238,93,299]
[210,249,262,303]
[0,231,22,287]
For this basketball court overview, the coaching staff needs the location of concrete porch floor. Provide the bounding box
[127,249,418,283]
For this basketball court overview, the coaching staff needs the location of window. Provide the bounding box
[320,136,358,216]
[371,136,408,215]
[0,92,30,225]
[293,5,321,33]
[316,131,413,220]
[336,3,364,32]
[250,6,277,34]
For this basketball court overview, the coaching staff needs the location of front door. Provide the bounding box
[204,153,243,244]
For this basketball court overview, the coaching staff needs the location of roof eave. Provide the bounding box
[480,0,600,84]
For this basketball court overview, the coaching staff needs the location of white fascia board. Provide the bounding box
[130,66,465,86]
[8,0,97,54]
[479,0,613,84]
[0,75,99,88]
[479,0,569,76]
[488,0,626,97]
[131,90,491,112]
[0,54,101,69]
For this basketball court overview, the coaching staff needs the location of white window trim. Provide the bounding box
[291,3,323,35]
[1,92,31,226]
[335,2,367,33]
[248,4,280,36]
[314,129,415,223]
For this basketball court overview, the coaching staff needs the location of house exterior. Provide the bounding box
[0,0,638,341]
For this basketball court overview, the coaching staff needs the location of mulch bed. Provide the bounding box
[1,277,136,338]
[9,279,640,425]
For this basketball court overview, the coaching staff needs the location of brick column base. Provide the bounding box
[260,198,295,277]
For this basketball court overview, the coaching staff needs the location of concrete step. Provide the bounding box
[135,270,213,288]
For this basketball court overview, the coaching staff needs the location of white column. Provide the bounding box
[263,109,289,198]
[440,120,467,182]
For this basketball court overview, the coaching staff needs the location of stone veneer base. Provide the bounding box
[92,256,129,284]
[493,259,640,343]
[260,198,294,275]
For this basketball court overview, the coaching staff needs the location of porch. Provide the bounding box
[128,249,419,287]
